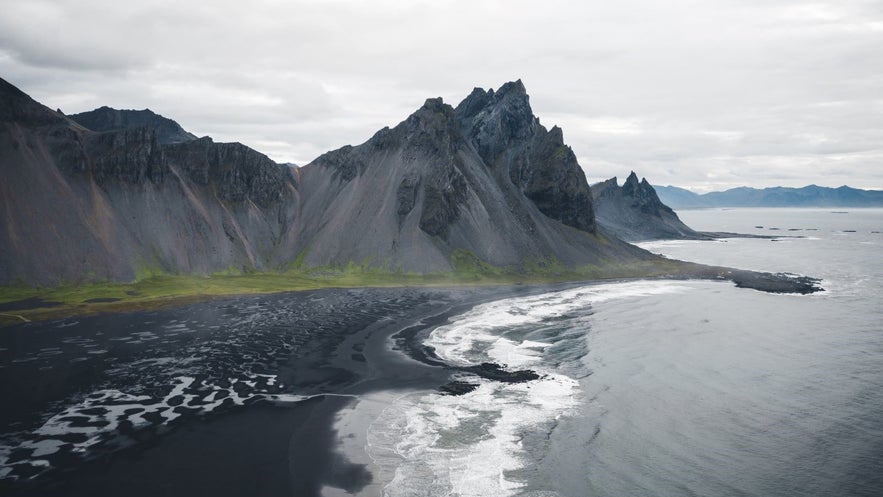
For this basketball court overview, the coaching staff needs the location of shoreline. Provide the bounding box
[0,285,545,496]
[0,260,822,327]
[0,275,824,496]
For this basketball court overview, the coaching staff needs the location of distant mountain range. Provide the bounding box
[655,184,883,209]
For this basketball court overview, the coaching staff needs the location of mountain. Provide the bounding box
[294,81,645,272]
[0,77,652,285]
[652,185,708,209]
[592,172,707,241]
[69,106,198,145]
[0,77,299,286]
[655,184,883,209]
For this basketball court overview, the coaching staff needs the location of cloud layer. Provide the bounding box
[2,0,881,191]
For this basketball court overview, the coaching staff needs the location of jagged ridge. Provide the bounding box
[1,77,652,285]
[591,171,707,241]
[295,81,643,272]
[0,77,299,285]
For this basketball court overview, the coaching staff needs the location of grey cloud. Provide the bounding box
[0,0,880,189]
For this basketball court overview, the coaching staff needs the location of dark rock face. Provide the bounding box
[404,99,471,239]
[87,127,165,185]
[438,380,479,396]
[729,270,823,294]
[69,106,197,145]
[396,174,419,221]
[591,171,707,241]
[516,125,595,232]
[295,80,645,272]
[463,362,540,383]
[456,81,535,165]
[455,80,596,233]
[418,162,468,239]
[0,77,299,286]
[212,142,289,206]
[165,138,291,206]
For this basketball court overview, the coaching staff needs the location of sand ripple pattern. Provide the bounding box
[0,289,430,481]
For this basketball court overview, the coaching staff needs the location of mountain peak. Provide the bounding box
[622,171,641,195]
[455,81,536,166]
[69,106,197,145]
[591,173,703,241]
[496,79,527,97]
[455,80,531,119]
[421,96,446,110]
[403,96,459,138]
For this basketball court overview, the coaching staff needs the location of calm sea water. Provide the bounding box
[365,208,883,496]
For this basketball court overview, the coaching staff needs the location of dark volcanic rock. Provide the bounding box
[406,99,471,239]
[169,139,290,206]
[729,270,823,294]
[69,106,197,145]
[438,380,480,396]
[87,127,165,185]
[592,171,708,241]
[310,145,364,182]
[418,165,468,239]
[516,125,595,232]
[456,81,535,164]
[0,77,300,286]
[295,81,645,272]
[396,173,419,221]
[456,80,596,233]
[462,362,540,383]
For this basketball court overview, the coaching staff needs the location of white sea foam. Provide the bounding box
[366,281,690,496]
[428,281,689,368]
[368,373,580,497]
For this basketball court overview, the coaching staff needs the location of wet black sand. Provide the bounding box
[0,286,538,497]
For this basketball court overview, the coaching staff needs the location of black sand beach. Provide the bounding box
[0,268,821,496]
[0,285,543,497]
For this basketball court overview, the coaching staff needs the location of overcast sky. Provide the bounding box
[2,0,881,191]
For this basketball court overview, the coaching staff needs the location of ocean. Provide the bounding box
[357,208,883,496]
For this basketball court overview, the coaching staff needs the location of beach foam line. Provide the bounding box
[364,281,692,496]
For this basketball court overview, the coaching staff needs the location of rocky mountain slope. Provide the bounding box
[295,81,646,271]
[0,77,299,286]
[0,77,825,296]
[1,77,653,286]
[592,172,707,241]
